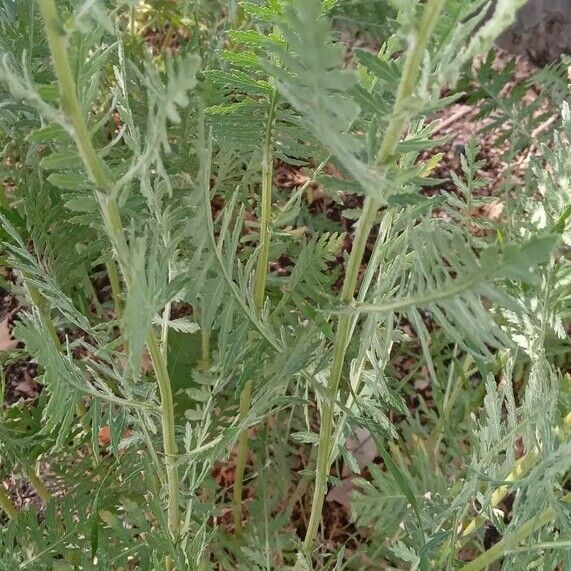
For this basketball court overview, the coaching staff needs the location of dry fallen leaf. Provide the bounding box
[305,185,328,205]
[327,428,379,510]
[482,200,504,220]
[326,476,354,509]
[273,163,308,189]
[0,316,18,352]
[117,347,153,374]
[14,371,40,398]
[413,377,430,391]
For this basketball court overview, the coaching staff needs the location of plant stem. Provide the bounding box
[38,0,180,541]
[233,377,252,535]
[461,493,571,571]
[233,89,278,535]
[38,2,110,194]
[300,0,446,556]
[146,331,180,537]
[253,89,278,312]
[199,329,210,371]
[0,485,18,519]
[160,263,174,359]
[301,196,378,553]
[106,259,123,319]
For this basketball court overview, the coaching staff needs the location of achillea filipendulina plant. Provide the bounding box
[0,0,569,569]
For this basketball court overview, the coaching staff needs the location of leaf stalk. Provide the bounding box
[233,88,278,535]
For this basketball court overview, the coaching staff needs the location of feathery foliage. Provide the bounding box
[0,0,569,569]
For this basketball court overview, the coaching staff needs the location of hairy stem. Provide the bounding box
[233,378,252,534]
[38,0,180,540]
[0,485,18,519]
[37,3,109,193]
[300,0,446,556]
[301,196,378,553]
[462,493,571,571]
[146,331,180,536]
[160,263,174,359]
[106,259,123,319]
[199,329,210,371]
[233,89,278,535]
[253,89,278,312]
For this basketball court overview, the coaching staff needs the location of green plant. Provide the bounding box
[0,0,569,569]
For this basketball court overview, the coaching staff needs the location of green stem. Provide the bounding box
[300,0,446,556]
[198,329,210,371]
[160,263,174,359]
[253,89,278,312]
[462,493,571,571]
[375,0,446,167]
[37,1,110,194]
[38,0,180,541]
[233,378,252,535]
[106,259,123,319]
[147,331,180,537]
[161,302,171,359]
[233,89,278,536]
[301,197,378,553]
[0,486,18,519]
